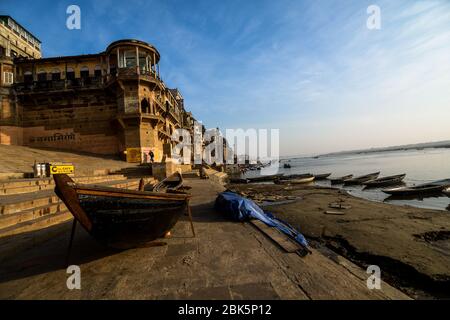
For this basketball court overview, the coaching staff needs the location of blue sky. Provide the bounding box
[2,0,450,156]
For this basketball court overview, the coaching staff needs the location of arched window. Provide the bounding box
[66,67,75,80]
[94,65,102,78]
[80,66,89,79]
[37,69,47,82]
[52,68,61,81]
[23,71,33,83]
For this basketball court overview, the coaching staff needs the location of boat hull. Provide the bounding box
[330,175,353,184]
[344,172,380,186]
[79,195,187,249]
[364,174,406,188]
[313,173,331,180]
[382,185,445,196]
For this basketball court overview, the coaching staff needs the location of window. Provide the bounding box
[37,70,47,82]
[3,72,13,85]
[66,67,75,80]
[24,71,33,83]
[124,50,136,68]
[94,65,102,78]
[52,68,61,81]
[80,66,89,79]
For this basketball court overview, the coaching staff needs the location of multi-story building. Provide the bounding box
[0,16,196,163]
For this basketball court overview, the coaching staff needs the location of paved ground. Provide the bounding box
[0,144,135,176]
[0,178,409,299]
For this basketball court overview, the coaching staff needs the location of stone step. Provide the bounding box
[0,178,142,215]
[0,174,128,195]
[0,202,66,229]
[0,211,73,238]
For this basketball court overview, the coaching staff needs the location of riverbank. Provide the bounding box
[226,183,450,299]
[0,177,408,300]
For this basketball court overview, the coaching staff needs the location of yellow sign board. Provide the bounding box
[50,165,75,174]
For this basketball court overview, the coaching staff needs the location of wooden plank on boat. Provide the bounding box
[249,219,301,253]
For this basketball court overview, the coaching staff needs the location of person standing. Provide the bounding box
[149,150,155,163]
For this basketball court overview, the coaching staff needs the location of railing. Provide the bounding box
[14,77,104,93]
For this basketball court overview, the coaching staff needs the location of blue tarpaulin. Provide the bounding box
[215,191,308,248]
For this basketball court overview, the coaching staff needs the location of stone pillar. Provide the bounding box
[116,48,120,70]
[136,46,139,75]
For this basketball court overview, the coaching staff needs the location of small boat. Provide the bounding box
[54,174,194,250]
[283,163,291,169]
[330,174,353,184]
[246,173,284,183]
[228,177,249,184]
[444,187,450,196]
[313,173,331,180]
[382,179,450,196]
[151,172,183,192]
[276,174,315,184]
[363,174,406,188]
[344,172,380,186]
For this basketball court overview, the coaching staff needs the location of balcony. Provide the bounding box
[14,77,104,93]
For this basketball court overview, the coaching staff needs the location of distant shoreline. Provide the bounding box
[319,142,450,158]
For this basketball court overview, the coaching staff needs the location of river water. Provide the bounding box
[244,148,450,211]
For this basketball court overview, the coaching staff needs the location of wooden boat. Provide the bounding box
[382,179,450,196]
[228,177,249,184]
[246,173,284,183]
[151,171,183,192]
[313,173,331,180]
[283,163,291,169]
[443,187,450,196]
[363,174,406,188]
[276,174,315,184]
[330,174,353,184]
[54,174,194,250]
[344,172,380,186]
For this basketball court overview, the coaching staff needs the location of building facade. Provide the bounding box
[0,17,196,163]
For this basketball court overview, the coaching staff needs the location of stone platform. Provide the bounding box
[0,177,410,299]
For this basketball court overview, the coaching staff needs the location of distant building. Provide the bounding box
[0,17,196,163]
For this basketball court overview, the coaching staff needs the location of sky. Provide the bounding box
[1,0,450,156]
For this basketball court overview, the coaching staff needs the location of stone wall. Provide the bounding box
[16,89,121,155]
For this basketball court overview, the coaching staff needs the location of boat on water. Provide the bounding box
[344,172,380,186]
[444,187,450,196]
[382,179,450,196]
[151,172,183,192]
[363,174,406,188]
[246,173,284,183]
[54,174,194,250]
[283,163,291,169]
[330,174,353,184]
[276,174,315,184]
[313,173,331,180]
